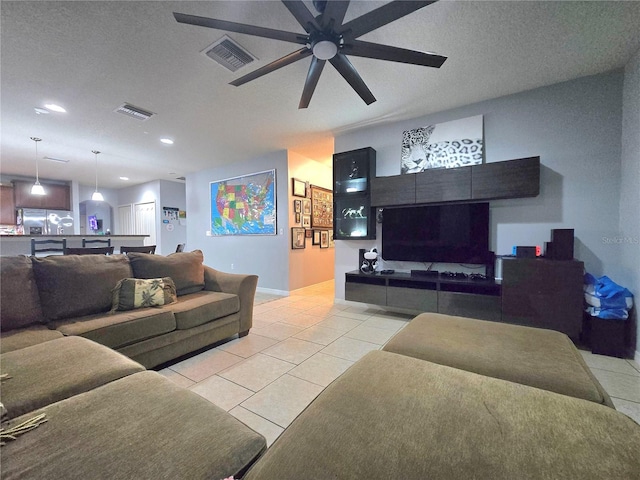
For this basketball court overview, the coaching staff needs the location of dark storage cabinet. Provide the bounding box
[0,186,15,224]
[501,258,584,339]
[333,147,376,240]
[13,180,71,210]
[371,174,415,207]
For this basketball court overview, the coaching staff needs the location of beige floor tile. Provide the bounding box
[344,324,397,345]
[261,338,324,364]
[217,333,279,358]
[590,368,640,403]
[229,406,284,447]
[190,375,254,411]
[288,352,354,387]
[157,368,195,388]
[333,310,373,321]
[219,353,295,392]
[169,349,244,382]
[320,336,381,362]
[343,305,384,315]
[250,322,305,341]
[293,325,346,345]
[611,397,640,424]
[305,304,350,317]
[241,374,323,428]
[279,313,324,328]
[314,315,363,332]
[360,316,410,331]
[626,358,640,373]
[251,318,280,329]
[580,351,640,376]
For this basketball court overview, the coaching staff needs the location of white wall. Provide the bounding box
[334,70,624,300]
[288,151,334,290]
[186,151,290,292]
[620,48,640,355]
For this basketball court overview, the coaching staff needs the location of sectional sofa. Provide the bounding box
[0,250,258,367]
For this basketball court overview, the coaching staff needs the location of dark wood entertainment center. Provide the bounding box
[340,153,585,339]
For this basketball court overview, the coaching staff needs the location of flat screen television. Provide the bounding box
[382,203,490,264]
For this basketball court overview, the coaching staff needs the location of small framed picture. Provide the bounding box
[312,229,321,245]
[292,178,306,197]
[305,228,313,238]
[302,215,311,228]
[329,229,335,248]
[320,230,329,248]
[294,199,302,213]
[295,212,301,224]
[302,199,311,215]
[291,227,306,249]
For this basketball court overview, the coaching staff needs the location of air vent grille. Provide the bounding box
[114,103,155,121]
[203,35,256,72]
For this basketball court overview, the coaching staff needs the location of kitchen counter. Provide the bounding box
[0,235,149,256]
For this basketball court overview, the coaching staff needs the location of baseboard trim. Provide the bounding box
[256,286,289,296]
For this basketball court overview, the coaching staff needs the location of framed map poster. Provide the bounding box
[210,169,276,235]
[310,185,333,228]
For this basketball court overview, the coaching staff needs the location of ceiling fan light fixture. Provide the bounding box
[312,40,337,60]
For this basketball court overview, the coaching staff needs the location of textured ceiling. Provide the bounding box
[1,1,639,188]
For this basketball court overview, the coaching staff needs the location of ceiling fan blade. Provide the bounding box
[281,1,321,33]
[299,57,327,109]
[319,1,350,30]
[345,40,446,68]
[174,12,307,45]
[230,48,312,87]
[339,1,437,39]
[329,53,376,105]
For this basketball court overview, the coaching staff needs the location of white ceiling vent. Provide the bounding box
[202,35,257,72]
[114,103,155,121]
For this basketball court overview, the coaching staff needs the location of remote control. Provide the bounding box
[380,269,395,274]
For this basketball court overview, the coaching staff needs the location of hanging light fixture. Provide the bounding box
[30,137,46,195]
[91,150,104,201]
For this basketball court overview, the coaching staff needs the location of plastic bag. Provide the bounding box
[584,273,634,320]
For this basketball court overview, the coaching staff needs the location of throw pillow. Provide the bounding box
[111,277,178,312]
[127,250,205,296]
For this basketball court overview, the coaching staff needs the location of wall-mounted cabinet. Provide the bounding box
[333,147,376,240]
[13,181,71,210]
[370,156,540,207]
[0,186,16,224]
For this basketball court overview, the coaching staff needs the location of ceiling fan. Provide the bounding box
[174,1,446,109]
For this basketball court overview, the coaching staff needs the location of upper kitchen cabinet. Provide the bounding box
[0,186,16,224]
[13,180,71,210]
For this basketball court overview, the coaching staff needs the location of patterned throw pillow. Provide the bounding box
[111,277,178,312]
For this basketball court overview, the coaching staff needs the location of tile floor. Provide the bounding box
[159,280,640,447]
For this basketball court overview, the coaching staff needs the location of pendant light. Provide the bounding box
[30,137,46,195]
[91,150,104,201]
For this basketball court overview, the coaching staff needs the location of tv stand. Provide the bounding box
[345,271,502,322]
[346,257,585,339]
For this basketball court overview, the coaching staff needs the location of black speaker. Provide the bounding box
[486,251,496,279]
[551,229,574,260]
[359,249,366,272]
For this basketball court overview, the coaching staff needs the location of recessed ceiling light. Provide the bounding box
[160,138,174,145]
[44,104,66,113]
[34,107,49,115]
[119,176,130,181]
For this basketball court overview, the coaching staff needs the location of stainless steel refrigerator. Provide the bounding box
[18,208,74,235]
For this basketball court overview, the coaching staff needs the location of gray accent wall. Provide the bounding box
[186,150,290,292]
[621,48,640,355]
[334,70,625,301]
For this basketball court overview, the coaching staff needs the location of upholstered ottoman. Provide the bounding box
[0,336,145,419]
[244,351,640,480]
[1,371,267,479]
[383,312,613,406]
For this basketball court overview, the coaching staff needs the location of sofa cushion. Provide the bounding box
[31,254,133,321]
[128,250,205,296]
[0,256,44,329]
[1,371,267,479]
[111,277,177,311]
[0,336,145,419]
[51,308,176,349]
[164,290,240,330]
[244,351,640,480]
[383,312,613,406]
[0,326,64,354]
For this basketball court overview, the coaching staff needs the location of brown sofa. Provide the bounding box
[0,250,258,368]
